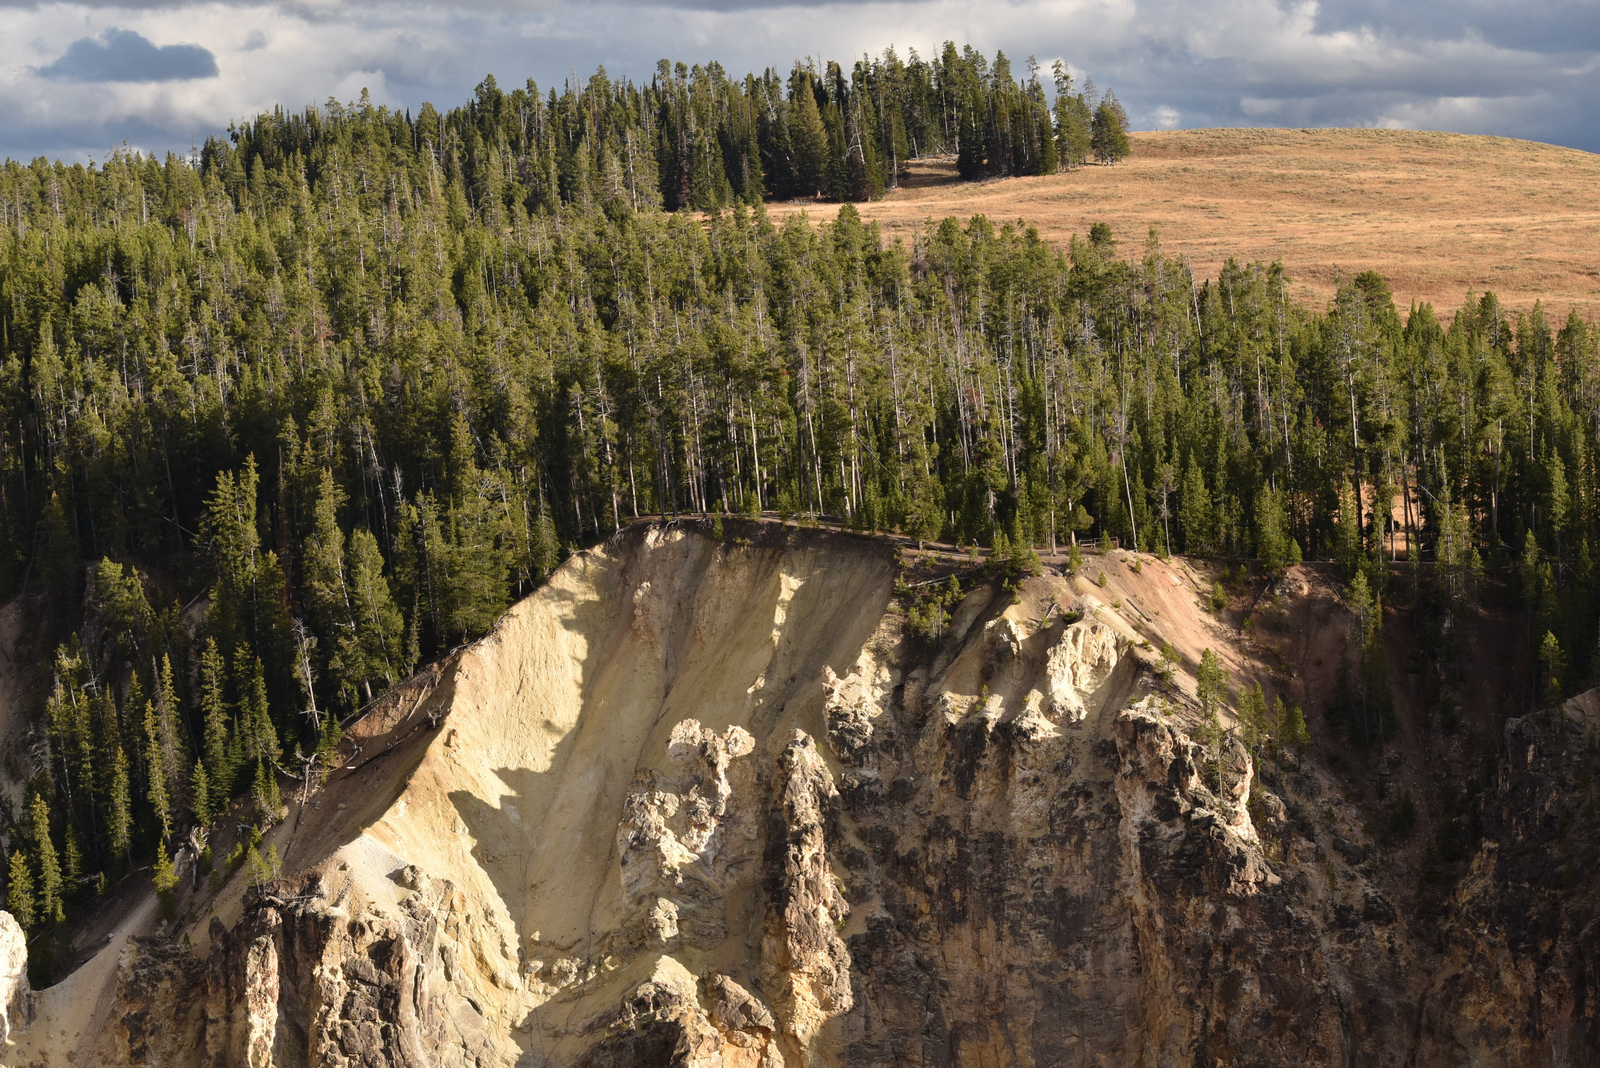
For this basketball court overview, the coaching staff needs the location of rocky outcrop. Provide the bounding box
[760,731,852,1062]
[1420,702,1600,1064]
[1044,620,1124,722]
[143,867,520,1068]
[0,909,29,1043]
[33,527,1600,1066]
[150,721,857,1067]
[616,720,760,949]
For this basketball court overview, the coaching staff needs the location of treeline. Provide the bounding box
[0,69,1595,950]
[212,42,1127,216]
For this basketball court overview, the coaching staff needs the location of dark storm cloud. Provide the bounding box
[36,28,219,82]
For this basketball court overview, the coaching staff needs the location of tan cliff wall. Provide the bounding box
[5,522,1600,1066]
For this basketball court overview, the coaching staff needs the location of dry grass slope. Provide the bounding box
[769,128,1600,318]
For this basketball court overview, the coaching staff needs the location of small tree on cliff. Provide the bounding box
[1195,648,1232,789]
[6,849,35,930]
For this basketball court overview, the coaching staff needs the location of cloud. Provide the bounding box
[36,28,218,82]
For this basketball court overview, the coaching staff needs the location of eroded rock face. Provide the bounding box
[1419,707,1600,1064]
[826,623,1360,1067]
[617,720,759,949]
[81,530,1600,1066]
[1044,620,1124,722]
[760,731,852,1060]
[134,868,520,1068]
[576,959,785,1068]
[132,724,855,1067]
[0,909,29,1043]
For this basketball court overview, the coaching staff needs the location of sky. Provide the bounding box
[1,0,1597,164]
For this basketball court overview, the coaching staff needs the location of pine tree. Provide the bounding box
[529,503,560,582]
[38,492,82,631]
[6,850,34,931]
[107,746,133,866]
[1255,487,1290,572]
[31,795,64,925]
[1336,483,1363,573]
[303,468,351,644]
[1194,649,1231,789]
[245,841,281,890]
[203,457,262,646]
[904,470,944,548]
[343,527,404,699]
[200,639,235,801]
[1538,630,1568,706]
[1237,682,1270,754]
[1090,93,1130,164]
[143,701,172,842]
[237,653,281,770]
[1273,696,1310,753]
[1179,454,1214,553]
[63,826,83,890]
[789,68,829,197]
[1348,570,1376,646]
[1196,648,1230,719]
[1057,92,1092,168]
[151,842,178,895]
[191,760,214,828]
[252,759,284,824]
[151,655,187,819]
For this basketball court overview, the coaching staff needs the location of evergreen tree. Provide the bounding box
[1179,454,1214,553]
[790,68,829,197]
[1255,487,1291,572]
[251,759,284,824]
[143,701,173,842]
[6,850,33,931]
[237,653,281,770]
[200,639,235,801]
[1538,630,1568,706]
[191,760,214,829]
[151,655,187,820]
[1051,62,1093,168]
[31,795,63,925]
[1197,648,1230,719]
[107,746,133,867]
[303,468,351,646]
[342,527,404,701]
[1090,93,1130,163]
[151,842,178,896]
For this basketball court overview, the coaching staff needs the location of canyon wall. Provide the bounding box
[5,523,1598,1066]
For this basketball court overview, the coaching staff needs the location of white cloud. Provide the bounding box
[327,68,394,108]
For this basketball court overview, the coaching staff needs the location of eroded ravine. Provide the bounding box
[6,522,1600,1066]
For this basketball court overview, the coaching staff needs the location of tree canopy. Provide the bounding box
[0,46,1595,957]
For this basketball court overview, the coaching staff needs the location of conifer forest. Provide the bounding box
[0,43,1595,963]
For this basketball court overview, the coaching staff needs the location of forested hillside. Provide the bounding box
[0,48,1595,964]
[215,42,1124,212]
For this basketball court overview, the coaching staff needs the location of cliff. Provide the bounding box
[5,522,1598,1066]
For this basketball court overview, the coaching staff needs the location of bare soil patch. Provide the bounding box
[768,129,1600,319]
